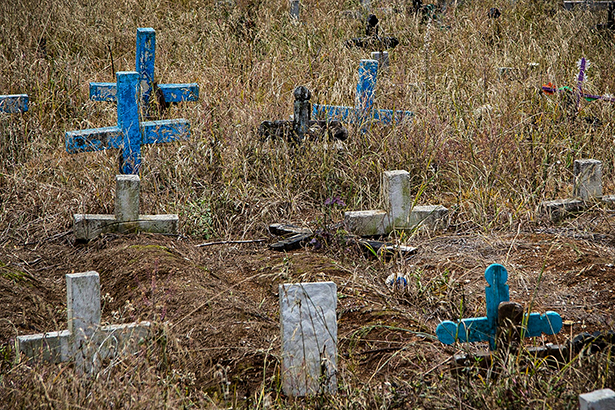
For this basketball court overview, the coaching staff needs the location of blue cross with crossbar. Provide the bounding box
[66,71,189,174]
[90,28,199,108]
[436,264,563,350]
[312,59,412,130]
[0,94,28,113]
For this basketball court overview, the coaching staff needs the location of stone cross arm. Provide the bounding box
[0,94,28,113]
[65,119,189,153]
[90,82,199,103]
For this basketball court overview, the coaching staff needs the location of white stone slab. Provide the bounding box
[409,205,448,230]
[580,388,615,410]
[574,159,602,200]
[383,170,411,229]
[280,282,337,396]
[115,174,140,221]
[344,210,388,236]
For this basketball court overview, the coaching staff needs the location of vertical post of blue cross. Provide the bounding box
[356,59,378,124]
[117,72,141,174]
[136,28,155,112]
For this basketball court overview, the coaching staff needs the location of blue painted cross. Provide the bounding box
[436,264,563,350]
[90,28,199,108]
[0,94,28,113]
[312,59,412,129]
[66,71,189,174]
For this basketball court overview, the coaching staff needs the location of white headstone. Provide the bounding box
[280,282,337,396]
[579,388,615,410]
[574,159,603,200]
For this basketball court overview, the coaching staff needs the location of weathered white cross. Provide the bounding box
[16,271,150,373]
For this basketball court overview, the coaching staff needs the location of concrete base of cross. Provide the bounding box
[74,175,178,240]
[344,170,448,236]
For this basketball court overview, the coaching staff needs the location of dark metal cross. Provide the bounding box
[345,14,399,50]
[259,86,348,144]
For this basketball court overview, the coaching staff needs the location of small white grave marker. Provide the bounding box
[74,174,178,240]
[540,159,615,220]
[579,388,615,410]
[16,271,150,373]
[289,0,300,19]
[345,170,448,236]
[280,282,337,396]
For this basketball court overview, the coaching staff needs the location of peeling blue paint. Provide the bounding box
[66,72,190,174]
[0,94,28,113]
[312,60,412,131]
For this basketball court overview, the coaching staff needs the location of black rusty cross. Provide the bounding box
[345,14,399,50]
[259,86,348,144]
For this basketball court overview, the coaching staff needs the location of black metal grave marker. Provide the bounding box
[259,86,348,144]
[345,14,399,50]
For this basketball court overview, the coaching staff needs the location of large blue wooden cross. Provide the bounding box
[66,71,189,174]
[90,28,199,108]
[0,94,28,113]
[312,59,413,129]
[436,264,563,350]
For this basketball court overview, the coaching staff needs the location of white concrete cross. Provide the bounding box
[279,282,338,396]
[344,170,448,236]
[540,159,615,220]
[579,388,615,410]
[16,271,150,373]
[74,174,178,240]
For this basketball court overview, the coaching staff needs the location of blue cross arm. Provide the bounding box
[158,84,199,103]
[90,83,117,102]
[313,104,355,123]
[524,311,563,338]
[436,317,492,345]
[65,126,123,153]
[142,119,190,144]
[371,108,413,125]
[0,94,28,113]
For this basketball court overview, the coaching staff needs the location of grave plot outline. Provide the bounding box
[0,94,28,113]
[16,271,150,373]
[312,59,413,130]
[90,28,199,108]
[436,264,563,350]
[66,71,190,174]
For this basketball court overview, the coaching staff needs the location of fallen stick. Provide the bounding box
[196,239,266,247]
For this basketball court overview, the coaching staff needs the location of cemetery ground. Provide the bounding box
[1,0,615,407]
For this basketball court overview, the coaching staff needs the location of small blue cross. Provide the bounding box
[312,59,412,130]
[90,28,199,108]
[436,264,563,350]
[0,94,28,113]
[66,71,190,174]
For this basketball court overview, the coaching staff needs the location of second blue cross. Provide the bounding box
[90,28,199,108]
[312,59,413,129]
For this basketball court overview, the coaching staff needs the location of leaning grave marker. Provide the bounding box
[280,281,338,396]
[73,174,178,241]
[16,271,150,373]
[0,94,28,113]
[90,28,199,112]
[66,71,190,175]
[312,59,413,130]
[345,169,447,236]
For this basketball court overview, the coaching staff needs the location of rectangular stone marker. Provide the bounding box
[16,271,150,373]
[90,28,199,107]
[370,51,389,70]
[289,0,300,19]
[73,174,178,240]
[312,59,412,131]
[580,389,615,410]
[344,170,448,236]
[280,282,337,396]
[0,94,28,113]
[66,71,190,175]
